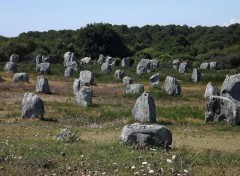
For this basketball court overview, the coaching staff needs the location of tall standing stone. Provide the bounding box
[114,69,125,79]
[149,59,160,69]
[191,68,201,83]
[73,79,85,95]
[36,76,50,94]
[121,58,130,67]
[204,82,219,99]
[164,76,181,95]
[173,59,180,69]
[132,92,156,123]
[75,86,93,106]
[35,54,43,64]
[36,63,51,74]
[22,93,44,118]
[97,54,106,64]
[149,73,160,87]
[179,61,189,73]
[79,70,94,85]
[10,54,19,63]
[13,73,29,82]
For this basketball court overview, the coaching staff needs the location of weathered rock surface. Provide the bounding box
[221,74,240,105]
[13,73,29,82]
[200,62,210,70]
[105,56,115,65]
[205,96,240,124]
[75,86,93,106]
[120,123,172,147]
[149,59,160,69]
[132,92,156,123]
[36,63,51,74]
[4,62,17,73]
[97,54,106,64]
[204,82,220,99]
[121,58,130,67]
[210,61,218,70]
[179,61,189,73]
[34,54,43,64]
[22,93,44,118]
[79,70,94,85]
[63,52,77,66]
[173,59,180,69]
[114,69,125,79]
[123,76,132,86]
[136,59,151,75]
[126,84,144,94]
[191,68,201,83]
[64,67,74,77]
[36,76,50,94]
[164,76,181,95]
[101,63,111,73]
[149,73,160,87]
[73,79,86,95]
[10,54,19,63]
[80,57,91,64]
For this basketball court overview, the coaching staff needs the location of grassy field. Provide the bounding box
[0,62,240,175]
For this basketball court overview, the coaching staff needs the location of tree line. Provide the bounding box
[0,23,240,68]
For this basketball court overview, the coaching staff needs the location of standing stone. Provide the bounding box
[36,63,51,74]
[9,54,19,63]
[80,57,91,64]
[173,59,180,69]
[105,56,115,65]
[136,59,151,75]
[150,59,160,69]
[200,62,210,70]
[179,61,189,73]
[13,73,29,82]
[164,76,181,95]
[132,92,156,123]
[73,79,85,95]
[63,52,79,70]
[121,58,130,67]
[97,54,106,64]
[221,74,240,104]
[204,82,220,99]
[210,61,218,70]
[36,76,50,94]
[205,96,240,125]
[114,69,125,79]
[22,93,44,118]
[101,63,111,73]
[120,123,172,147]
[149,73,160,87]
[126,84,144,94]
[123,76,132,86]
[75,86,93,106]
[35,54,43,64]
[79,70,94,85]
[4,62,17,73]
[64,67,74,77]
[191,68,201,83]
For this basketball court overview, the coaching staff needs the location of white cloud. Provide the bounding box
[223,18,240,26]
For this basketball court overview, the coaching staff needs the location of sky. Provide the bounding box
[0,0,240,37]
